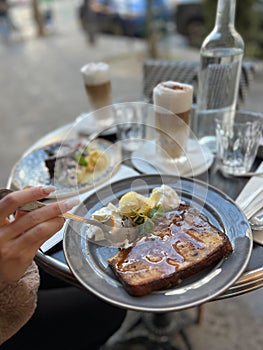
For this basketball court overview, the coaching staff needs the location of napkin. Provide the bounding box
[235,161,263,245]
[40,164,139,252]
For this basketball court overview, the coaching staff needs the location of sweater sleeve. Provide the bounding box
[0,261,40,345]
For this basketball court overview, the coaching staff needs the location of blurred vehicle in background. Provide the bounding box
[78,0,175,38]
[77,0,205,45]
[174,0,263,48]
[174,0,205,47]
[78,0,263,50]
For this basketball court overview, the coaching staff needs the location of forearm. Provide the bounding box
[0,261,40,345]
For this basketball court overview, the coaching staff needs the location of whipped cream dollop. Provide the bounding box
[150,184,180,211]
[153,81,193,114]
[81,62,110,85]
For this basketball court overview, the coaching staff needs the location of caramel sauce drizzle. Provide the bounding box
[116,206,206,274]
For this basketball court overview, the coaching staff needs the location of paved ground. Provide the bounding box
[0,1,263,349]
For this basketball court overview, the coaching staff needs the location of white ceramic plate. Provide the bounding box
[75,113,116,136]
[131,139,214,176]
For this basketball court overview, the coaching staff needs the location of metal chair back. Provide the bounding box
[143,59,256,106]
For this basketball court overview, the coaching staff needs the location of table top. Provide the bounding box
[7,123,263,304]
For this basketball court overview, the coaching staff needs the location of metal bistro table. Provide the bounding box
[33,168,263,300]
[7,123,263,298]
[7,123,263,349]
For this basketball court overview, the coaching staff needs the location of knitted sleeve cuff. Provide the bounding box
[0,261,40,345]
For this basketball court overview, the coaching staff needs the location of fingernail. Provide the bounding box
[41,185,57,194]
[61,198,80,211]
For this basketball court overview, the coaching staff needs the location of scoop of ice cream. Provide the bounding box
[153,81,193,114]
[81,62,110,85]
[150,184,180,211]
[118,191,154,216]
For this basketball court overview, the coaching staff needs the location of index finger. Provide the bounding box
[0,186,56,222]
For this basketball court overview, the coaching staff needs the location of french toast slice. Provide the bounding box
[108,203,233,297]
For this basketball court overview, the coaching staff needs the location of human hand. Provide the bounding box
[0,186,79,283]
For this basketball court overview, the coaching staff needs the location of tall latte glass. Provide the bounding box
[81,62,112,112]
[153,81,193,163]
[80,62,113,131]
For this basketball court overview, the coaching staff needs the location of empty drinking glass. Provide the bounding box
[215,110,263,176]
[114,102,148,152]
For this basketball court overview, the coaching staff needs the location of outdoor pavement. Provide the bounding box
[0,1,263,349]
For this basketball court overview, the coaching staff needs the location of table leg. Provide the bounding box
[100,309,199,350]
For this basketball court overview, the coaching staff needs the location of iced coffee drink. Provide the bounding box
[153,81,193,161]
[81,62,112,112]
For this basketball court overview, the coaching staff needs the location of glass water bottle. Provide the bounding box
[195,0,244,153]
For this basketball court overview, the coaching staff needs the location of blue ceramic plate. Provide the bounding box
[10,139,121,198]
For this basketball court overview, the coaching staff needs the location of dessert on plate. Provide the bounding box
[90,185,233,297]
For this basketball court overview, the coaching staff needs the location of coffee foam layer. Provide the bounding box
[81,62,110,85]
[153,81,193,114]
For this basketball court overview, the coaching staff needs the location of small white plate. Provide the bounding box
[131,139,214,177]
[75,113,116,136]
